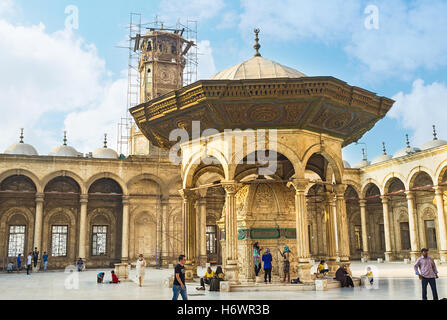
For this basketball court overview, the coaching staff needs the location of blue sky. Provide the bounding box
[1,0,447,165]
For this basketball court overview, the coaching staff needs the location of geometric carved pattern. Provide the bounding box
[237,228,296,240]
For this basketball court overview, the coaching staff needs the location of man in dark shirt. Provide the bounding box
[32,247,39,269]
[172,255,187,300]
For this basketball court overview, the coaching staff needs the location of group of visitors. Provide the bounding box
[8,249,49,274]
[196,265,225,291]
[253,242,293,283]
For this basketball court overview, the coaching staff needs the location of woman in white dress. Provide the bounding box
[136,254,146,287]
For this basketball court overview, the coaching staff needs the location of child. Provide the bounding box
[97,272,105,283]
[366,266,374,285]
[110,270,120,284]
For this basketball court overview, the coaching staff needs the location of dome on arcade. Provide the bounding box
[343,160,351,168]
[92,134,118,159]
[353,148,370,168]
[49,132,79,157]
[393,134,420,158]
[371,142,392,164]
[421,125,447,150]
[4,129,38,156]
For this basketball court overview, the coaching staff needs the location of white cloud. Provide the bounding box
[388,79,447,146]
[0,17,126,154]
[197,40,217,80]
[158,0,225,22]
[0,0,14,16]
[238,0,447,77]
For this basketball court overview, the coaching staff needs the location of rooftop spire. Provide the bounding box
[253,28,261,57]
[433,125,438,140]
[63,131,67,146]
[406,134,410,148]
[362,148,367,161]
[104,133,108,148]
[382,142,387,155]
[19,128,24,143]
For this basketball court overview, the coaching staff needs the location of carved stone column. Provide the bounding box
[179,189,198,280]
[334,184,350,264]
[221,181,241,284]
[197,198,208,267]
[121,196,130,263]
[405,191,419,261]
[359,199,369,261]
[79,194,88,260]
[291,179,312,281]
[380,196,393,261]
[161,197,169,265]
[33,193,44,264]
[324,192,338,273]
[434,187,447,262]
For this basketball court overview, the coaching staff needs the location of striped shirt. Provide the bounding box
[414,256,438,278]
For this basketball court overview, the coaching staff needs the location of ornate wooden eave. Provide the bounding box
[130,76,394,149]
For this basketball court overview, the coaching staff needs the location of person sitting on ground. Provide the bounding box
[77,258,84,272]
[109,270,120,284]
[7,261,14,273]
[97,272,105,284]
[209,266,225,292]
[196,266,214,290]
[365,267,374,285]
[318,260,329,277]
[335,264,354,288]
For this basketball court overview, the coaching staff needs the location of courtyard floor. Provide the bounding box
[0,261,445,300]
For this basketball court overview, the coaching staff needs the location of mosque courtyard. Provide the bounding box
[0,261,445,300]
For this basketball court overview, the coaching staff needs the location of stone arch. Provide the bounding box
[361,180,382,198]
[127,173,166,198]
[87,208,118,259]
[434,159,447,185]
[342,180,361,196]
[408,169,434,189]
[42,207,77,260]
[381,172,408,193]
[41,171,85,194]
[0,169,40,192]
[183,147,229,189]
[383,175,406,194]
[230,139,303,180]
[301,144,343,184]
[0,207,35,258]
[86,173,127,195]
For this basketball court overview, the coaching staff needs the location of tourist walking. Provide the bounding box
[136,254,146,287]
[172,255,188,300]
[253,242,262,277]
[262,248,272,283]
[32,247,39,269]
[279,245,291,283]
[335,264,354,288]
[16,254,22,271]
[26,252,32,275]
[77,257,84,272]
[414,248,439,300]
[42,252,48,271]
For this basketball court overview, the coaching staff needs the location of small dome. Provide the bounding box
[210,56,306,80]
[353,159,370,168]
[421,139,447,150]
[4,129,38,156]
[343,160,351,168]
[393,147,420,158]
[49,132,79,157]
[371,154,392,164]
[92,134,118,159]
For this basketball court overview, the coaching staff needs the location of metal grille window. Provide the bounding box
[400,222,410,250]
[51,225,68,257]
[206,225,217,254]
[425,220,437,249]
[8,225,26,257]
[92,226,107,256]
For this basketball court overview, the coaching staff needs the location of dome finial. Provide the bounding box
[362,148,367,161]
[253,28,261,57]
[63,131,67,146]
[406,134,410,148]
[19,128,24,143]
[382,142,387,155]
[104,133,108,148]
[433,125,438,140]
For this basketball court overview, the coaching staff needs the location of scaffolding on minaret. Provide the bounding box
[116,13,198,156]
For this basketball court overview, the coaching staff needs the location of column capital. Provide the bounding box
[333,183,347,196]
[289,178,309,192]
[35,193,44,203]
[405,191,414,199]
[179,188,199,201]
[380,195,389,203]
[122,195,130,205]
[161,197,170,205]
[80,194,88,203]
[434,185,444,195]
[359,199,367,207]
[221,181,242,195]
[197,197,207,206]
